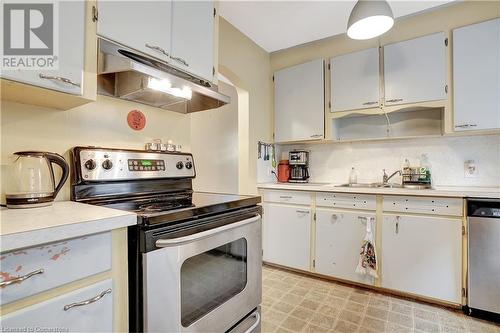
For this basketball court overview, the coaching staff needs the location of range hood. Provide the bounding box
[97,38,230,113]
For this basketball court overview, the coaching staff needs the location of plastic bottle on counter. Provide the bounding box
[420,154,432,184]
[349,167,358,184]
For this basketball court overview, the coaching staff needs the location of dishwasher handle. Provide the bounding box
[156,215,260,247]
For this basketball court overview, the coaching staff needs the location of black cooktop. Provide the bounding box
[101,192,261,226]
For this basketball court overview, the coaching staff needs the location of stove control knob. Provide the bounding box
[185,161,193,170]
[102,159,113,170]
[84,159,97,170]
[176,161,184,169]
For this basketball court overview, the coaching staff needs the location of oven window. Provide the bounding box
[181,237,248,327]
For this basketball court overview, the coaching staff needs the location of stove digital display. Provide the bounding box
[128,159,165,171]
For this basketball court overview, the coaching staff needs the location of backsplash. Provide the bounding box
[0,96,191,202]
[280,135,500,187]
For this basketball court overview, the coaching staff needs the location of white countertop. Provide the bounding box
[257,182,500,199]
[0,201,137,252]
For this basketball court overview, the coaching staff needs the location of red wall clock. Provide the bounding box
[127,110,146,131]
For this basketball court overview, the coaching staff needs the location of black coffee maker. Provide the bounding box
[289,150,309,183]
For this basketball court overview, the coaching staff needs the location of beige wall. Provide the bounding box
[271,1,500,71]
[218,17,272,195]
[190,82,239,194]
[0,96,190,203]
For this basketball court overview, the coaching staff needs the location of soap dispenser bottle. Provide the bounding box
[349,167,358,184]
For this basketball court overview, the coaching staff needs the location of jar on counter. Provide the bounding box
[277,160,290,183]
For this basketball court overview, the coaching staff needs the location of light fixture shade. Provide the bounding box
[347,0,394,40]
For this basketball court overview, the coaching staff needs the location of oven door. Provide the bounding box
[143,214,262,333]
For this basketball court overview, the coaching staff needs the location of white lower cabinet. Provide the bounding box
[0,279,113,332]
[381,214,462,303]
[262,203,311,271]
[315,209,376,285]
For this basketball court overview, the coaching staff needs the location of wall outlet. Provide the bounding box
[464,160,479,178]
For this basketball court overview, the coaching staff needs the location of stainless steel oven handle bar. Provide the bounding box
[156,215,261,248]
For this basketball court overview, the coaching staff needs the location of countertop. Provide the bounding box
[257,182,500,199]
[0,201,137,252]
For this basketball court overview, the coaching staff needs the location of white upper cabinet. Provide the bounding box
[171,1,214,81]
[97,1,172,62]
[453,18,500,131]
[274,59,325,142]
[384,32,447,106]
[331,48,380,112]
[1,1,85,95]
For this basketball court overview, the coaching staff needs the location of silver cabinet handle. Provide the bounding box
[63,288,112,311]
[386,98,403,103]
[362,101,378,106]
[331,214,338,223]
[296,210,310,214]
[170,56,189,67]
[310,134,323,138]
[0,268,44,288]
[145,43,170,57]
[395,216,400,234]
[279,195,292,199]
[39,74,80,87]
[455,124,477,128]
[156,215,260,247]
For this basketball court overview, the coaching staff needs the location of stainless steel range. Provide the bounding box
[71,147,262,333]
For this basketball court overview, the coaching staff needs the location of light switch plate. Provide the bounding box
[464,159,479,178]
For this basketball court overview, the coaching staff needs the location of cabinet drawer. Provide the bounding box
[0,279,113,332]
[316,193,376,210]
[261,190,312,206]
[383,196,463,216]
[0,232,112,305]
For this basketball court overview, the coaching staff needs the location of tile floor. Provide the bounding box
[261,265,500,333]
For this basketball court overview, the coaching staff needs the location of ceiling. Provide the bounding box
[219,1,455,52]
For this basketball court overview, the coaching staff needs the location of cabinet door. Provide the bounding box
[453,18,500,131]
[0,1,84,95]
[315,209,376,285]
[170,1,214,81]
[262,203,311,271]
[0,279,113,332]
[384,32,446,106]
[274,59,325,142]
[331,48,380,112]
[381,214,462,303]
[97,1,172,62]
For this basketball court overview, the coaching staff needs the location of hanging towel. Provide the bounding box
[356,217,378,278]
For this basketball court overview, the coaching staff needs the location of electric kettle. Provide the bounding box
[5,151,69,208]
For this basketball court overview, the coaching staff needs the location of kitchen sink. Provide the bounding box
[336,183,403,188]
[336,183,379,188]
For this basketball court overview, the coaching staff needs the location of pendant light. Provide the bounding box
[347,0,394,40]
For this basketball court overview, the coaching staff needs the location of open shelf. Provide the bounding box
[330,107,444,141]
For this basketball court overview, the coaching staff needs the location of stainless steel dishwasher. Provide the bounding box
[467,198,500,321]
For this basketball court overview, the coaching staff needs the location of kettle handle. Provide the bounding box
[45,153,69,198]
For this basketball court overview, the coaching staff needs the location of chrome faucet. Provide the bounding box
[383,169,402,184]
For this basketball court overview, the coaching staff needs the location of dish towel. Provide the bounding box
[356,217,378,278]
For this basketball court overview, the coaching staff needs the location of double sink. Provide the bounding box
[336,183,431,190]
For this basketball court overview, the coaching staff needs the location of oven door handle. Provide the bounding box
[155,215,260,247]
